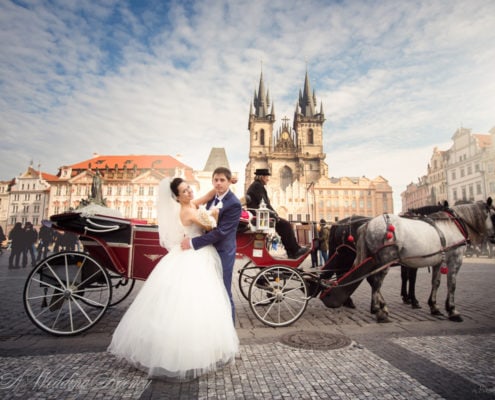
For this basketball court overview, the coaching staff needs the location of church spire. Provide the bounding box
[299,70,316,117]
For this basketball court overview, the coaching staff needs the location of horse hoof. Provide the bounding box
[343,298,356,309]
[402,296,411,304]
[449,314,463,322]
[377,316,391,323]
[430,309,443,316]
[411,301,421,309]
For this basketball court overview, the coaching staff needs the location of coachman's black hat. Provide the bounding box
[254,168,271,176]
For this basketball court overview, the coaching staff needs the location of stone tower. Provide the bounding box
[245,70,328,193]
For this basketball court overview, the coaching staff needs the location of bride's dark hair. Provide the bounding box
[170,177,184,200]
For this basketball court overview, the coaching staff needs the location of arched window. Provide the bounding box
[260,129,265,145]
[308,129,314,144]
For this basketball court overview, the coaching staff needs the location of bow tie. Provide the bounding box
[213,197,220,205]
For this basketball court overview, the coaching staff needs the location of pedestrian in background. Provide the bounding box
[318,219,330,266]
[37,224,54,261]
[22,222,38,268]
[8,222,23,269]
[0,226,6,255]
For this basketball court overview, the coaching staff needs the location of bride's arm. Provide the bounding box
[182,205,216,231]
[192,188,216,207]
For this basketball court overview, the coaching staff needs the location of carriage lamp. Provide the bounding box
[255,199,271,231]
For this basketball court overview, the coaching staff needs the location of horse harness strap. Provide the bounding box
[419,215,447,248]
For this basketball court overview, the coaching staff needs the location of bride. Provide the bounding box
[108,177,239,380]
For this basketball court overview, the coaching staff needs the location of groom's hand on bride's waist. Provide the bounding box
[181,237,192,250]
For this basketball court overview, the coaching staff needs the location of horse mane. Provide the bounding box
[451,201,490,245]
[406,201,449,216]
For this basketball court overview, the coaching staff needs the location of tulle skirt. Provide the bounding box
[108,245,239,380]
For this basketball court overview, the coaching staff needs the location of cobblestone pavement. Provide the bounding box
[0,252,494,399]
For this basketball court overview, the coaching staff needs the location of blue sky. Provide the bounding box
[1,0,494,211]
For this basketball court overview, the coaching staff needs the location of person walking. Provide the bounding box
[246,168,307,259]
[181,167,242,322]
[109,176,238,381]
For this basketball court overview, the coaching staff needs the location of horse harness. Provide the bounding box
[383,209,470,264]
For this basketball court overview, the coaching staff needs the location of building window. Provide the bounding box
[476,183,482,195]
[308,129,314,144]
[260,129,265,145]
[148,186,154,196]
[451,171,456,180]
[138,186,144,196]
[137,207,143,219]
[107,186,112,196]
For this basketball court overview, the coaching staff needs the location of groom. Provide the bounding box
[181,167,241,322]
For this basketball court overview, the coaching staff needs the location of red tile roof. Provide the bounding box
[68,155,190,170]
[473,134,491,148]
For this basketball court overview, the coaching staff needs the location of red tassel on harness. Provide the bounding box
[440,265,448,274]
[347,234,354,243]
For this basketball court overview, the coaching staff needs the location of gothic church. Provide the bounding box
[245,71,393,222]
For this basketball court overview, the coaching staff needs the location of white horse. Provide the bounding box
[354,198,495,323]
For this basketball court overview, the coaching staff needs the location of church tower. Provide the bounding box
[244,69,393,221]
[293,70,327,184]
[245,70,328,193]
[245,71,275,182]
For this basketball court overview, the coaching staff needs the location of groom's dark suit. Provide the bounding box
[191,190,241,320]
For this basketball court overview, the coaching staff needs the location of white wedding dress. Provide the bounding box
[108,223,239,380]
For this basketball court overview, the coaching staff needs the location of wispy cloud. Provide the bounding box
[1,0,494,211]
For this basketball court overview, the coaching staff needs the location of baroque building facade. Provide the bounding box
[3,152,238,236]
[401,126,494,211]
[244,71,394,222]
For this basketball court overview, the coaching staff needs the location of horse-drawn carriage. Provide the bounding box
[24,197,495,335]
[23,206,372,336]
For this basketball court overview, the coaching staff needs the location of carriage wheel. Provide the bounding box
[238,261,260,300]
[248,265,309,327]
[107,274,136,306]
[23,252,112,336]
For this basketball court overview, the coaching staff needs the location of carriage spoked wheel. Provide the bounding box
[237,261,261,300]
[248,265,309,327]
[107,274,136,306]
[23,251,112,336]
